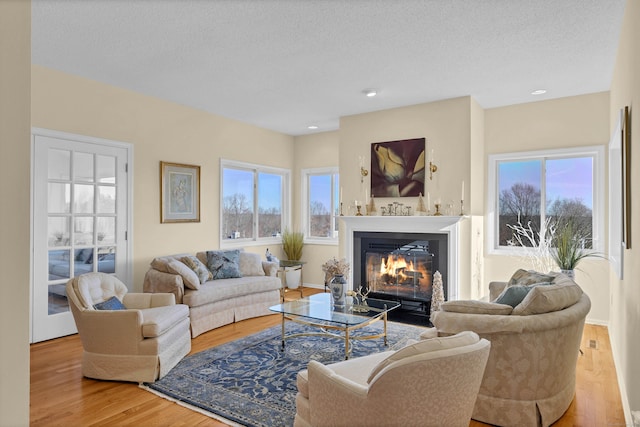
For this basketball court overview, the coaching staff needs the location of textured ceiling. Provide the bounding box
[31,0,626,136]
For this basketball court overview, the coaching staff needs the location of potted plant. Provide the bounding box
[550,221,603,278]
[281,229,304,289]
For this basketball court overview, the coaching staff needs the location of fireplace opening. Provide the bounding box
[354,231,448,323]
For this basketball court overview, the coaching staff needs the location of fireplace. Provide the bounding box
[354,231,448,319]
[341,216,464,322]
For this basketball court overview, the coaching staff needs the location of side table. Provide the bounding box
[278,260,305,300]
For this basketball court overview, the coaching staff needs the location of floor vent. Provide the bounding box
[588,339,598,349]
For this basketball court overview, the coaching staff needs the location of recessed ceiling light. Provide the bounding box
[363,89,378,97]
[308,125,318,130]
[531,89,547,95]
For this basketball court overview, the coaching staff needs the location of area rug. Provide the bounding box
[141,321,428,427]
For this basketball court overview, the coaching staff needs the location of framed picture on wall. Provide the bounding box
[160,161,201,223]
[370,137,425,197]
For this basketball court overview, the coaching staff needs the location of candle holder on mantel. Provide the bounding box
[460,200,464,216]
[355,204,363,216]
[433,203,443,216]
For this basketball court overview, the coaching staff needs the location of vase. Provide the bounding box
[560,269,575,279]
[330,274,346,306]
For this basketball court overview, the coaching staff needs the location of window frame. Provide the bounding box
[301,167,339,245]
[487,145,605,255]
[220,159,290,248]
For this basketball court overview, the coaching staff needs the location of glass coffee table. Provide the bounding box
[269,292,400,359]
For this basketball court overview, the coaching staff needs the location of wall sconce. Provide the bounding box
[359,155,368,183]
[428,148,437,180]
[429,161,437,180]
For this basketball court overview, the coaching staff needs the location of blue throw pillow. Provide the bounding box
[494,285,533,308]
[206,249,242,280]
[93,296,126,310]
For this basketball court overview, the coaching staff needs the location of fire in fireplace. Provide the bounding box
[366,240,433,300]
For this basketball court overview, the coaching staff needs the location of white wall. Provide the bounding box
[0,1,31,425]
[608,0,640,420]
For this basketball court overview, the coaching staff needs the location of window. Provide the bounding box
[302,167,339,243]
[487,146,604,254]
[220,159,290,245]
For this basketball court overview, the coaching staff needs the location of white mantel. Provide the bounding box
[340,215,466,300]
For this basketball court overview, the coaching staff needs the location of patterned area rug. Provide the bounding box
[141,321,427,427]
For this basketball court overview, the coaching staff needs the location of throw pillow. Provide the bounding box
[508,269,555,286]
[206,249,242,280]
[182,255,213,284]
[512,281,583,315]
[93,296,126,310]
[167,259,201,290]
[239,251,265,277]
[441,300,513,315]
[366,331,479,383]
[494,285,533,308]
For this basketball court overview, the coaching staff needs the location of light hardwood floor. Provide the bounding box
[31,288,625,426]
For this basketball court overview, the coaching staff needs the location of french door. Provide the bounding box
[31,129,132,343]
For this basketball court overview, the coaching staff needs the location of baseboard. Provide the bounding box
[610,333,634,426]
[585,318,608,326]
[301,282,324,290]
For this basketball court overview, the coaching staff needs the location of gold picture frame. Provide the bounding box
[160,161,201,223]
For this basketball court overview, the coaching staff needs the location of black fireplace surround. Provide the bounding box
[353,231,448,320]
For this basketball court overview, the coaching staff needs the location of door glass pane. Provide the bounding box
[309,174,331,237]
[74,184,94,214]
[222,168,254,240]
[97,247,115,273]
[97,217,116,244]
[97,185,116,213]
[74,248,94,276]
[333,175,340,233]
[48,283,69,315]
[48,217,70,246]
[74,217,94,246]
[49,249,70,280]
[96,155,116,183]
[74,152,94,182]
[48,149,70,180]
[258,172,282,238]
[497,160,541,246]
[48,183,71,213]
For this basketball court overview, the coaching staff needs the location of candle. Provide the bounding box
[427,192,431,208]
[461,181,465,201]
[430,149,434,163]
[340,187,343,204]
[365,189,369,202]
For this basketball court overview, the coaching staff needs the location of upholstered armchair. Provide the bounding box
[66,272,191,383]
[294,331,491,427]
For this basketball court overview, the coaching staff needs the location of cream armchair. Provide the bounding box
[294,331,491,427]
[66,272,191,383]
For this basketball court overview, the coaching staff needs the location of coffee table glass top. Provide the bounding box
[269,292,400,326]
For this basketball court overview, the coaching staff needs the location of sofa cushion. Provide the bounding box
[512,281,583,315]
[182,255,212,284]
[508,269,555,286]
[494,285,534,307]
[182,275,282,308]
[206,250,242,280]
[150,253,190,273]
[366,331,479,383]
[239,251,265,277]
[140,304,190,338]
[167,259,201,290]
[441,299,513,315]
[93,295,126,310]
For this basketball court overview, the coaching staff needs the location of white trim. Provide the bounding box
[487,145,605,256]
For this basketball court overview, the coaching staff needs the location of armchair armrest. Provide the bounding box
[143,269,185,303]
[76,309,145,353]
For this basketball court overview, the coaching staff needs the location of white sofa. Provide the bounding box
[430,271,591,427]
[143,250,281,337]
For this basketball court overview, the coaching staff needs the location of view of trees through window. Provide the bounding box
[308,173,339,238]
[498,157,594,248]
[222,166,285,240]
